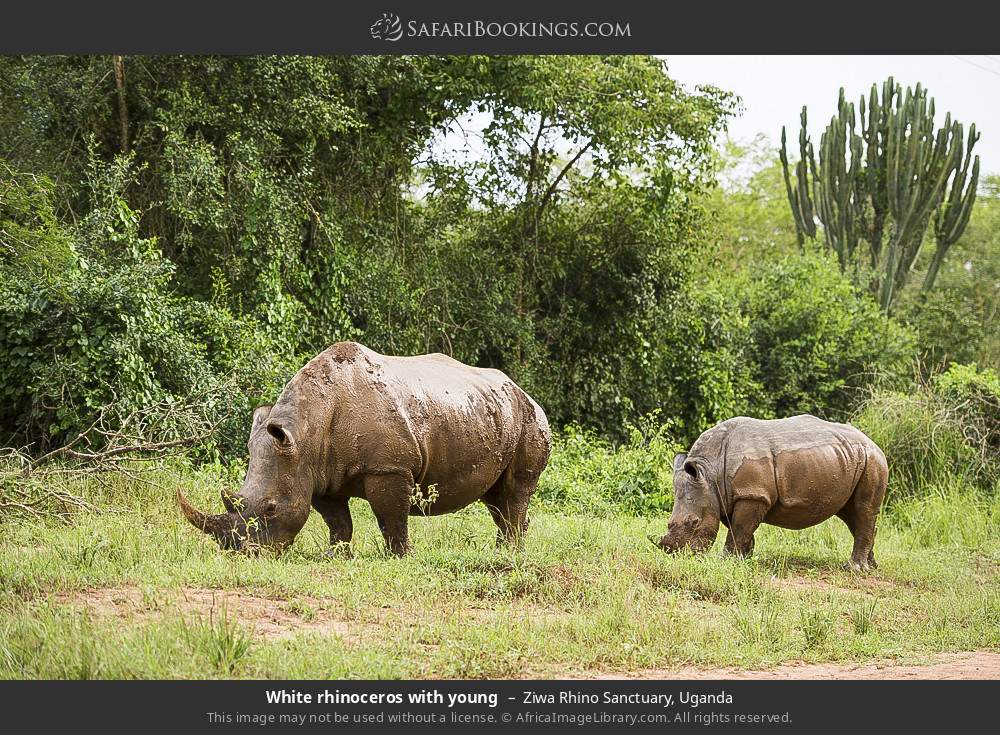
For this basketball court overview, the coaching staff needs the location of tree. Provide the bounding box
[414,56,735,432]
[780,78,979,311]
[703,135,799,271]
[0,55,736,445]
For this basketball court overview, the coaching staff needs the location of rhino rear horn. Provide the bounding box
[220,487,240,513]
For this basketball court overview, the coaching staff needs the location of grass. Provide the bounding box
[0,466,998,679]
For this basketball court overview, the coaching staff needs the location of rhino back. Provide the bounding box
[712,416,875,529]
[321,343,529,512]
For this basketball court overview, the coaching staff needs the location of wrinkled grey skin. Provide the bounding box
[178,404,308,551]
[179,341,551,556]
[654,415,888,570]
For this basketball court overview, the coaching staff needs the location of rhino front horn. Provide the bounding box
[177,489,240,547]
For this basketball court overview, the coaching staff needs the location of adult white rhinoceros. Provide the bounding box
[179,342,551,556]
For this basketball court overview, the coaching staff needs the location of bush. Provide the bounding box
[659,252,915,443]
[853,391,976,497]
[896,288,983,375]
[537,413,681,515]
[731,253,914,419]
[0,157,296,455]
[931,363,1000,452]
[853,363,1000,497]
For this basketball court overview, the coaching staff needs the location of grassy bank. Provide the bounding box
[1,467,997,679]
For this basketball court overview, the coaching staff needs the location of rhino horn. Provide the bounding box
[220,487,240,513]
[652,532,681,553]
[177,489,240,547]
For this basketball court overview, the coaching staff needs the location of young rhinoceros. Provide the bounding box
[654,415,887,570]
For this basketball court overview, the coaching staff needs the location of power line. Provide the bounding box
[951,55,1000,80]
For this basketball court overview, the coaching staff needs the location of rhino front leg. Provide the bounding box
[364,474,412,557]
[313,494,353,556]
[723,500,768,558]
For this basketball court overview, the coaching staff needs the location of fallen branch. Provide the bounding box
[1,381,235,521]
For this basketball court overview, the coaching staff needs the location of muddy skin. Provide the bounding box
[654,415,888,571]
[179,342,552,556]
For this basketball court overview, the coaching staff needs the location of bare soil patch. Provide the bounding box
[53,586,371,641]
[588,651,1000,680]
[51,585,565,641]
[766,573,897,595]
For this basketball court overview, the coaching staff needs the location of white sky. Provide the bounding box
[665,55,1000,175]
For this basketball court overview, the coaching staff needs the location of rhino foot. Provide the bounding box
[845,559,874,573]
[324,542,353,559]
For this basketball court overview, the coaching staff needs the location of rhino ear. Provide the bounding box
[266,421,293,448]
[672,453,688,473]
[251,404,273,433]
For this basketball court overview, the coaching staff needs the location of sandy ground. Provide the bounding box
[54,585,372,641]
[592,652,1000,680]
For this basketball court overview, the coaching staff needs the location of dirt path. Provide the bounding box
[592,651,1000,680]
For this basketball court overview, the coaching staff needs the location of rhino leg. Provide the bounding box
[838,507,876,571]
[482,412,547,547]
[313,494,353,556]
[364,474,412,557]
[723,500,768,558]
[838,457,888,571]
[482,464,539,547]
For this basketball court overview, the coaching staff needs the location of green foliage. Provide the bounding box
[704,136,800,268]
[0,157,295,452]
[855,390,973,495]
[405,55,733,435]
[0,55,735,449]
[537,415,680,515]
[895,287,983,374]
[0,54,993,470]
[854,363,1000,496]
[932,363,1000,451]
[731,253,914,418]
[897,174,1000,371]
[668,252,914,438]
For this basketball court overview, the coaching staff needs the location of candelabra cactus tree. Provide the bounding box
[780,77,980,311]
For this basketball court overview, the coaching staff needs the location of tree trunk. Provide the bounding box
[112,55,129,154]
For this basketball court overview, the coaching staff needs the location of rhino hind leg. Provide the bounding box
[482,466,535,547]
[482,410,548,548]
[837,459,888,572]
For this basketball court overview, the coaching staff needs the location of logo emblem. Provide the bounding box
[370,13,403,41]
